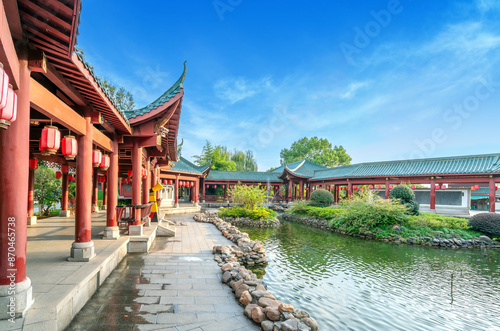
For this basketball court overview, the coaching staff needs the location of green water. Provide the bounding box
[239,221,500,331]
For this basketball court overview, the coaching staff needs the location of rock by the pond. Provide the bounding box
[282,318,302,331]
[478,235,492,243]
[279,303,295,313]
[261,320,275,331]
[251,306,266,323]
[240,290,252,306]
[301,317,320,331]
[244,304,259,318]
[264,307,281,321]
[293,309,310,319]
[221,271,232,283]
[259,297,283,308]
[235,283,250,299]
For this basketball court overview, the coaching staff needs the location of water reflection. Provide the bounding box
[241,222,500,331]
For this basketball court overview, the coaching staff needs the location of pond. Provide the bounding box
[239,221,500,331]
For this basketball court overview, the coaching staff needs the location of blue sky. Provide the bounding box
[77,0,500,170]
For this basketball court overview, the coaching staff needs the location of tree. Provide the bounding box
[101,80,135,111]
[34,163,61,216]
[280,137,352,167]
[193,141,258,171]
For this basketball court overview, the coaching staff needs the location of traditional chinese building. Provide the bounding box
[0,0,195,319]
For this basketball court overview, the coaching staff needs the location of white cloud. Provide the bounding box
[213,76,273,104]
[340,81,370,99]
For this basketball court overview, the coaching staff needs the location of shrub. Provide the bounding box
[408,213,470,230]
[290,201,343,220]
[332,195,409,233]
[389,185,415,203]
[310,189,334,206]
[389,184,419,215]
[219,206,277,220]
[469,213,500,238]
[229,184,268,210]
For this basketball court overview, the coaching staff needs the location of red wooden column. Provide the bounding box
[60,170,70,217]
[299,180,304,200]
[104,137,119,239]
[489,177,496,213]
[174,175,179,207]
[194,179,199,205]
[348,181,353,198]
[92,170,98,211]
[0,54,34,317]
[142,160,150,204]
[385,178,390,199]
[430,178,436,211]
[102,176,107,207]
[201,179,206,202]
[27,166,36,224]
[224,184,228,201]
[71,110,95,262]
[287,180,293,202]
[132,140,142,225]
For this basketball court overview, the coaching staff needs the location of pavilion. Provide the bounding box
[0,0,194,319]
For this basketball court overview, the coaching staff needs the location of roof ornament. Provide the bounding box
[177,138,184,157]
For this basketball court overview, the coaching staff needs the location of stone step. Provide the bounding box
[157,224,176,237]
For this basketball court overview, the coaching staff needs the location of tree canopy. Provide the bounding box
[34,162,61,216]
[280,137,351,167]
[193,141,258,171]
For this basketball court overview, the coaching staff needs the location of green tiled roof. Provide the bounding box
[125,61,187,120]
[270,159,326,178]
[311,153,500,180]
[170,157,209,175]
[207,170,281,182]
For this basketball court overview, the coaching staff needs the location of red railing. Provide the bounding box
[116,202,153,233]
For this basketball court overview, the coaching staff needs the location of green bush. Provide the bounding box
[408,213,470,230]
[389,184,419,215]
[290,201,343,220]
[331,195,409,233]
[389,185,415,203]
[229,184,268,210]
[469,213,500,238]
[310,189,334,206]
[219,206,277,220]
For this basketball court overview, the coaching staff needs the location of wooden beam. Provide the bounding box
[44,62,88,106]
[0,0,20,89]
[29,77,86,135]
[3,0,22,40]
[33,153,67,165]
[92,127,112,153]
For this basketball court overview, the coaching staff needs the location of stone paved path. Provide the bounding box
[67,214,258,331]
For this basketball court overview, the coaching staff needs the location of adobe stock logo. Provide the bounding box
[340,0,407,65]
[213,0,243,21]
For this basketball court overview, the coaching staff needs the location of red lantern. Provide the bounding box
[496,186,498,191]
[206,184,209,188]
[92,150,102,167]
[61,165,69,173]
[127,170,133,177]
[0,63,10,109]
[61,135,77,160]
[169,180,173,185]
[389,185,394,189]
[55,171,62,179]
[475,185,480,190]
[411,185,415,190]
[435,185,440,190]
[213,185,216,188]
[68,174,74,181]
[354,187,359,191]
[0,82,17,130]
[191,182,195,187]
[369,185,374,189]
[29,158,38,170]
[377,185,381,189]
[163,180,167,184]
[100,154,110,171]
[39,125,61,155]
[471,186,475,191]
[122,178,127,183]
[441,185,446,190]
[127,177,131,184]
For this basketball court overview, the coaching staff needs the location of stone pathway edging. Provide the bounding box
[194,212,320,331]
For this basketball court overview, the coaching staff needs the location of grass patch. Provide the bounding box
[219,206,277,221]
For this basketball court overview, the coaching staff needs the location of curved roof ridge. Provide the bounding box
[289,159,306,172]
[125,61,187,119]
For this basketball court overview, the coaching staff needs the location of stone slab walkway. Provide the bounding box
[67,214,258,331]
